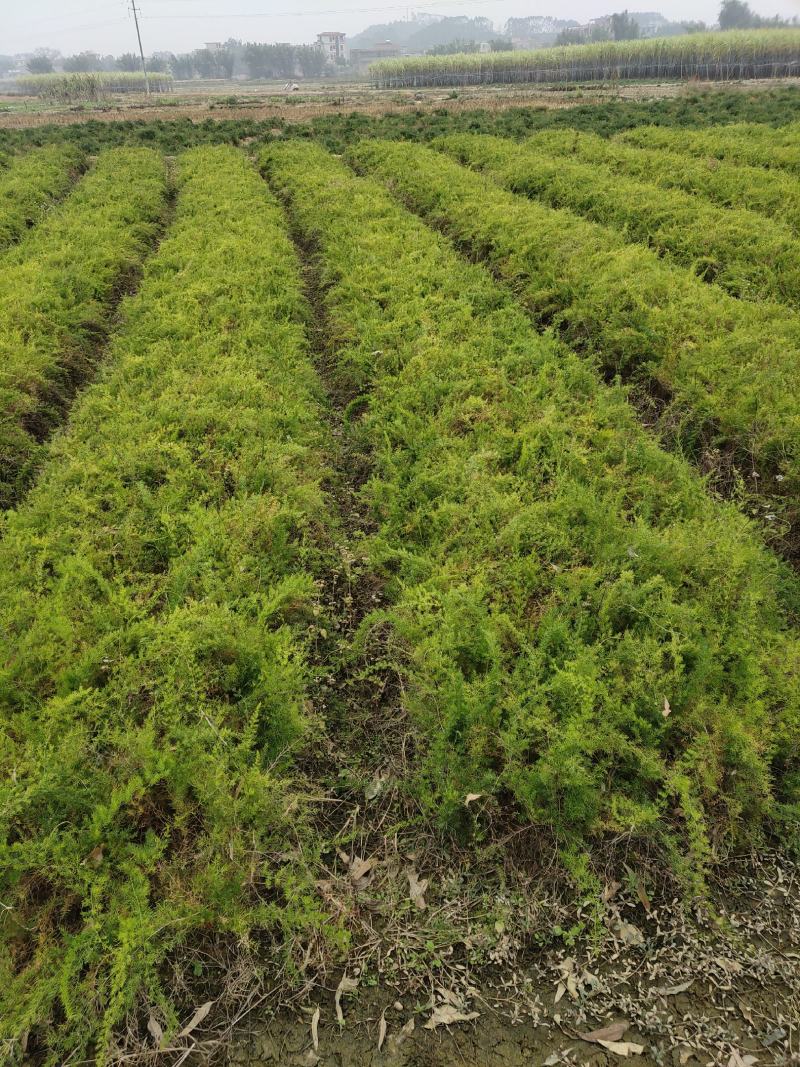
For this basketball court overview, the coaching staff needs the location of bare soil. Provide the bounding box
[1,77,799,130]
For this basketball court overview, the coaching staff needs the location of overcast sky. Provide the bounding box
[4,0,800,55]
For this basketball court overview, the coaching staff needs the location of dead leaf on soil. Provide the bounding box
[348,856,377,890]
[310,1006,320,1051]
[177,1000,213,1038]
[663,696,671,718]
[554,982,566,1004]
[424,1004,480,1030]
[147,1014,163,1047]
[612,918,645,947]
[579,1021,629,1045]
[599,1039,645,1057]
[334,974,359,1025]
[465,792,483,805]
[727,1051,758,1067]
[378,1009,387,1051]
[406,867,429,910]
[655,980,693,996]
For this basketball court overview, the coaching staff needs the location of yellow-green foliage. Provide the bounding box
[530,127,800,233]
[370,29,800,86]
[0,147,337,1063]
[0,144,84,249]
[263,142,800,874]
[434,133,800,308]
[354,138,800,513]
[0,148,168,508]
[618,121,800,171]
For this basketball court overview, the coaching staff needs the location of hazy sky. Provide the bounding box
[4,0,800,55]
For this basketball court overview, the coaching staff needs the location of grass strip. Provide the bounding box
[0,144,84,250]
[529,127,800,233]
[429,133,800,308]
[0,146,339,1064]
[263,141,800,893]
[350,138,800,546]
[0,147,168,508]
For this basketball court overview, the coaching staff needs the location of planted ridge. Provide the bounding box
[263,141,800,883]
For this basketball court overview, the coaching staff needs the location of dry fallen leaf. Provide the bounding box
[406,867,429,910]
[613,919,645,947]
[554,982,566,1004]
[348,856,377,890]
[334,974,359,1025]
[424,1005,480,1030]
[579,1021,629,1045]
[465,793,483,805]
[84,845,104,868]
[655,980,693,996]
[663,696,671,718]
[599,1039,645,1057]
[377,1010,387,1051]
[147,1014,163,1047]
[310,1006,320,1051]
[727,1051,758,1067]
[177,1000,213,1039]
[635,877,651,914]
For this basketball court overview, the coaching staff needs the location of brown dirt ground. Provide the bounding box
[1,77,799,130]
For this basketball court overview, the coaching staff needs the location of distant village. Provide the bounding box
[2,6,788,83]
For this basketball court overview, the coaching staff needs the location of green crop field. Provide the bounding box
[0,89,799,1064]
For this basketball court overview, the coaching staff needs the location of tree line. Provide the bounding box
[23,40,329,80]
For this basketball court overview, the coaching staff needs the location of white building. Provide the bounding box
[317,32,347,65]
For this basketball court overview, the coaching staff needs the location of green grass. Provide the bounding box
[263,140,800,883]
[0,148,169,509]
[0,144,84,250]
[0,146,339,1064]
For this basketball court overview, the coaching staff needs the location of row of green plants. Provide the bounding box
[0,146,339,1064]
[1,84,799,157]
[263,141,800,891]
[370,29,800,86]
[0,148,168,509]
[528,127,800,232]
[619,120,800,170]
[349,138,800,544]
[438,132,800,308]
[0,144,84,249]
[17,71,174,102]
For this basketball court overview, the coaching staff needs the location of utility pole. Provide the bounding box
[130,0,151,95]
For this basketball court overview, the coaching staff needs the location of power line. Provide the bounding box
[141,0,506,18]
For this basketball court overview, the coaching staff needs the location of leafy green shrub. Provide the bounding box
[0,144,84,249]
[0,148,168,508]
[0,146,338,1063]
[528,127,800,232]
[263,142,800,883]
[350,139,800,534]
[432,133,800,308]
[618,120,800,171]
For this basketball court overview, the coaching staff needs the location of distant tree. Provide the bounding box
[681,20,709,32]
[719,0,758,27]
[244,43,271,78]
[296,44,328,77]
[116,52,139,71]
[555,28,586,44]
[27,52,55,74]
[193,49,219,79]
[273,43,297,78]
[427,39,481,55]
[489,38,514,51]
[217,49,235,79]
[63,51,103,72]
[610,11,640,40]
[170,53,195,79]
